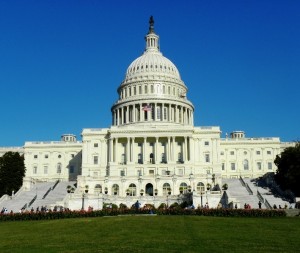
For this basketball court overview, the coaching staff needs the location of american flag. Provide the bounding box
[143,104,152,111]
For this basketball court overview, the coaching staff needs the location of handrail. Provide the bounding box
[257,191,264,202]
[245,184,253,195]
[22,203,27,210]
[52,180,59,190]
[239,176,245,186]
[42,187,52,199]
[28,195,37,207]
[264,199,272,209]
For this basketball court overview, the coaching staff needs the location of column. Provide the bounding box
[143,137,146,164]
[109,138,113,163]
[121,107,124,124]
[132,104,136,123]
[184,137,187,162]
[162,103,164,121]
[140,103,143,121]
[172,137,176,162]
[132,137,135,163]
[126,138,130,164]
[167,137,171,162]
[169,104,171,122]
[115,138,118,164]
[181,107,184,124]
[126,106,129,123]
[155,137,159,164]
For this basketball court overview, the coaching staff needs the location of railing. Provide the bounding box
[28,195,37,207]
[257,191,264,203]
[22,203,27,210]
[245,184,253,195]
[239,176,245,186]
[264,199,272,209]
[52,180,60,190]
[43,187,52,199]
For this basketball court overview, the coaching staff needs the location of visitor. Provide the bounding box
[258,201,262,209]
[273,204,277,209]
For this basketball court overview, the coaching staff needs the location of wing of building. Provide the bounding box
[3,17,295,210]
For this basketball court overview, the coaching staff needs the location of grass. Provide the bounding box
[0,216,299,253]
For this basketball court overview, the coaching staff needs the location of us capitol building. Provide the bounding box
[6,17,293,209]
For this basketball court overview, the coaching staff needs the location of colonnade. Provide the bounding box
[108,136,194,165]
[112,102,194,126]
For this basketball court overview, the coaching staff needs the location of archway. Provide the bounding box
[146,183,153,196]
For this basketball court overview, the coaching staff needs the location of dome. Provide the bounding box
[125,51,181,80]
[123,16,181,82]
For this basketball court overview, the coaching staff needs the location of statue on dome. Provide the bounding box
[148,16,155,33]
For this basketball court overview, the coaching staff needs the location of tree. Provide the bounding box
[0,152,26,197]
[274,142,300,196]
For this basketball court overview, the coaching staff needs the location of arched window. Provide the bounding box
[243,159,249,170]
[128,183,136,196]
[112,184,119,195]
[57,163,62,174]
[94,184,102,193]
[179,182,188,193]
[163,183,171,196]
[196,182,205,194]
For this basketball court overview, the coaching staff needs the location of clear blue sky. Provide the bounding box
[0,0,299,146]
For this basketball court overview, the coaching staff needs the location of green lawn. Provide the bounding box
[0,216,299,253]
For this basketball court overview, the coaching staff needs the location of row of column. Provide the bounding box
[108,136,192,165]
[112,103,194,126]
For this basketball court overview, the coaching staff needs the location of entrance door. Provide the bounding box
[146,183,153,196]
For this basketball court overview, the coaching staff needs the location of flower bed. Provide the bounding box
[0,208,286,222]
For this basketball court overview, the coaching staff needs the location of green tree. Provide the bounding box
[274,142,300,196]
[0,152,26,197]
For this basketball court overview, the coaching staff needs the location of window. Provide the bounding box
[137,170,142,176]
[70,165,74,173]
[220,151,224,155]
[45,154,48,159]
[33,166,37,174]
[178,152,183,163]
[95,184,102,194]
[44,166,48,174]
[149,169,154,175]
[205,154,210,163]
[57,163,62,174]
[94,143,98,147]
[58,154,62,158]
[128,183,136,196]
[179,182,188,193]
[71,154,75,158]
[230,151,234,155]
[244,151,247,155]
[256,151,261,155]
[243,160,249,170]
[138,153,142,164]
[163,183,171,196]
[157,107,161,120]
[204,141,209,146]
[34,155,38,159]
[231,163,236,170]
[257,162,262,170]
[93,156,99,165]
[161,153,166,163]
[196,182,205,194]
[112,184,119,195]
[268,162,272,170]
[120,170,125,176]
[267,151,271,155]
[222,163,225,170]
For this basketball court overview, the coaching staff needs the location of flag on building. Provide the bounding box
[143,104,152,111]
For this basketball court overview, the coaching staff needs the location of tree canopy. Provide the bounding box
[274,142,300,196]
[0,152,26,197]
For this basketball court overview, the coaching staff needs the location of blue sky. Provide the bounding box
[0,0,299,146]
